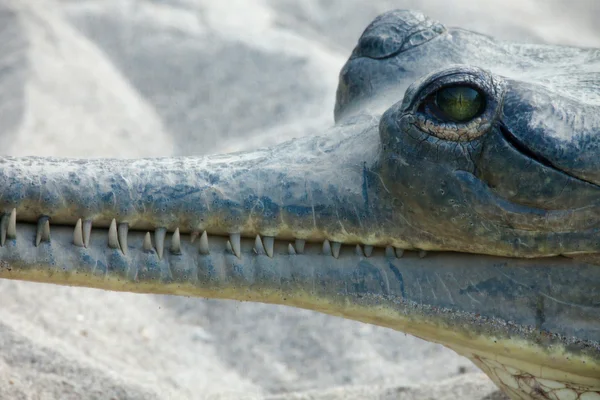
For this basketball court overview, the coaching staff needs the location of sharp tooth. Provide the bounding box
[73,219,84,247]
[199,231,209,255]
[322,239,332,256]
[253,235,265,255]
[43,220,50,242]
[229,233,241,258]
[190,231,199,243]
[226,240,233,253]
[263,236,274,258]
[395,247,405,258]
[143,232,153,252]
[0,213,7,246]
[118,223,128,255]
[35,218,43,247]
[295,239,305,254]
[385,246,395,258]
[7,208,16,239]
[288,243,296,255]
[170,228,181,254]
[108,219,120,250]
[36,216,50,246]
[355,244,364,257]
[83,220,92,247]
[364,245,373,257]
[155,227,166,259]
[331,241,341,259]
[419,250,427,258]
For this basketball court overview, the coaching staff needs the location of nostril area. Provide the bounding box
[352,10,446,60]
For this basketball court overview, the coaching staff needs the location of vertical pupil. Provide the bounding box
[435,86,483,122]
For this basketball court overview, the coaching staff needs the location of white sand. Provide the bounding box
[0,0,596,398]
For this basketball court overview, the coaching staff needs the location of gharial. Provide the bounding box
[0,10,598,400]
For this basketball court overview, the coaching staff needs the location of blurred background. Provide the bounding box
[0,1,597,399]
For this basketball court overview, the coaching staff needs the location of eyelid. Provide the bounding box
[412,74,489,111]
[401,68,506,142]
[420,86,486,123]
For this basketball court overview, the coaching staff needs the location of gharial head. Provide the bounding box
[0,9,598,400]
[335,9,600,261]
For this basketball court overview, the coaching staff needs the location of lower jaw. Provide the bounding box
[466,350,600,399]
[0,221,598,387]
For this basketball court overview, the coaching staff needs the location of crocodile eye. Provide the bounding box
[398,66,505,142]
[421,85,485,123]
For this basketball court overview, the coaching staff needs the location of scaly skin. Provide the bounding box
[0,9,598,399]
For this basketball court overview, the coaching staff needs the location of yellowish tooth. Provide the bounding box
[35,218,43,247]
[143,232,153,252]
[36,216,51,246]
[73,219,84,247]
[332,241,341,259]
[7,208,16,240]
[199,231,209,255]
[288,243,296,255]
[170,228,181,254]
[118,223,129,255]
[229,233,241,258]
[253,235,265,255]
[0,213,7,246]
[83,220,92,247]
[108,219,120,250]
[295,239,305,254]
[322,240,332,256]
[263,236,274,258]
[155,227,166,259]
[355,244,364,257]
[395,247,405,258]
[385,246,395,258]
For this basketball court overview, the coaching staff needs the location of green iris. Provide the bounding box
[435,85,484,122]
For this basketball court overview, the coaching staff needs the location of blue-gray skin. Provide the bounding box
[0,9,598,399]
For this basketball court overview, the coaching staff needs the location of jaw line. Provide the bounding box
[499,124,600,189]
[454,169,600,235]
[0,220,598,378]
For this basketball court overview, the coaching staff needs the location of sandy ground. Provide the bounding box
[0,1,597,399]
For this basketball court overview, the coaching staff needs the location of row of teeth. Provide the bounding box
[0,209,428,260]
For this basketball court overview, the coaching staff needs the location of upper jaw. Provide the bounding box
[5,70,599,260]
[0,117,392,247]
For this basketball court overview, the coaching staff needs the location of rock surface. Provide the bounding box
[0,0,596,398]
